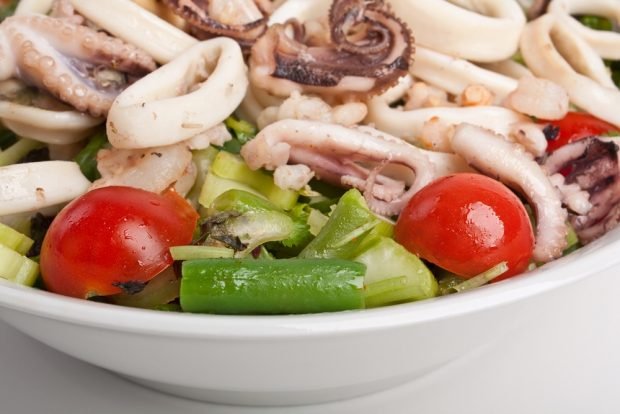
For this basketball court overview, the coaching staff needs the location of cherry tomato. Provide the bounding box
[545,112,619,153]
[40,186,199,298]
[394,173,534,281]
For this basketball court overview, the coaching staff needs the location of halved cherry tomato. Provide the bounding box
[40,186,199,298]
[544,112,619,153]
[394,173,534,281]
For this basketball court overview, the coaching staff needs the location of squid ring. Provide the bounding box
[107,37,248,149]
[386,0,526,62]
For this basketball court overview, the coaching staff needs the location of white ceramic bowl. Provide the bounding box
[0,229,619,407]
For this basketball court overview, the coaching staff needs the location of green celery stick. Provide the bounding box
[354,237,438,307]
[299,189,380,259]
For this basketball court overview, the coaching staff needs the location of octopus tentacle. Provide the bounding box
[451,123,568,263]
[249,0,413,99]
[68,0,196,64]
[107,37,248,149]
[49,0,84,25]
[162,0,268,50]
[543,137,620,244]
[520,13,620,127]
[387,0,526,62]
[0,14,157,117]
[240,119,468,216]
[366,76,529,152]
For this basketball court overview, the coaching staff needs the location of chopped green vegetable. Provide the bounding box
[436,271,466,296]
[73,129,108,181]
[224,116,257,143]
[187,146,219,208]
[211,188,281,215]
[0,0,18,22]
[0,222,34,255]
[170,245,235,260]
[199,171,264,209]
[153,303,182,312]
[450,262,508,293]
[196,207,295,257]
[354,237,438,307]
[609,61,620,89]
[222,116,258,153]
[280,203,313,249]
[563,223,581,256]
[210,151,299,210]
[353,218,394,257]
[104,268,180,310]
[0,138,45,166]
[212,189,312,252]
[0,243,39,286]
[307,208,329,236]
[601,130,620,138]
[511,50,525,66]
[180,258,366,314]
[0,127,18,150]
[577,15,614,31]
[299,189,381,259]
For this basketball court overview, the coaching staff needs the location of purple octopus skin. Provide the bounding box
[0,14,157,117]
[162,0,269,50]
[543,137,620,244]
[249,0,414,99]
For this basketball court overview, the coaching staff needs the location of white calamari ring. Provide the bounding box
[365,77,528,149]
[0,161,91,216]
[14,0,54,15]
[548,0,620,60]
[68,0,196,63]
[411,46,518,102]
[479,59,533,80]
[107,38,249,149]
[0,101,102,144]
[520,14,620,127]
[387,0,526,62]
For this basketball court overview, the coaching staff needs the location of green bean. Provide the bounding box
[180,258,366,314]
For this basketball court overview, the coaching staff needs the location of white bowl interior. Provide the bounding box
[0,227,619,405]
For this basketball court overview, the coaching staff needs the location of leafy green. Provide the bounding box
[222,116,258,153]
[73,129,108,181]
[280,203,312,249]
[0,0,18,22]
[0,127,18,150]
[27,213,54,257]
[577,15,614,31]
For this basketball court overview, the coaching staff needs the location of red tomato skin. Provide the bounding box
[40,186,198,298]
[394,174,534,280]
[545,112,619,153]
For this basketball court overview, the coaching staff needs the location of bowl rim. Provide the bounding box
[1,229,618,339]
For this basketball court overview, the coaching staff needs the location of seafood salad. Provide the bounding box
[0,0,619,314]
